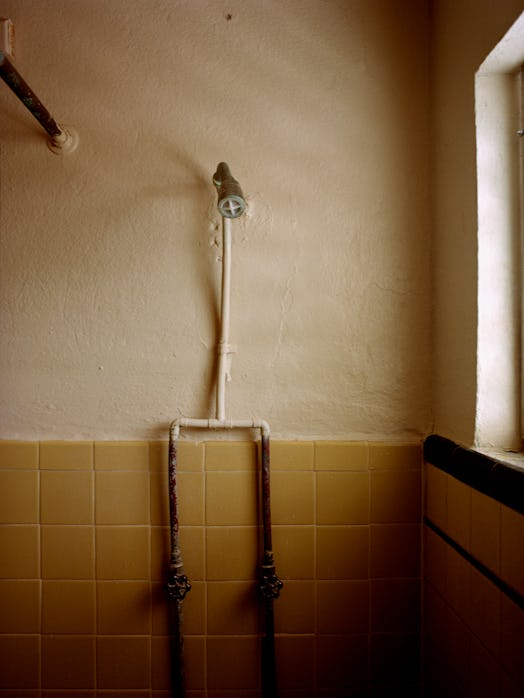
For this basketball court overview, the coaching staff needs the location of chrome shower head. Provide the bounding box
[212,162,246,219]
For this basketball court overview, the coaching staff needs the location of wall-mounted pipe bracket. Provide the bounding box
[47,125,79,155]
[0,18,14,58]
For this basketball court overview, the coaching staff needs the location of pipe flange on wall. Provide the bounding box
[47,125,79,155]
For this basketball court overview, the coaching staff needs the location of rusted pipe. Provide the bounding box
[0,48,77,153]
[166,435,191,697]
[258,432,283,698]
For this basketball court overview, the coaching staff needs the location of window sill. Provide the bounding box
[423,434,524,515]
[474,446,524,472]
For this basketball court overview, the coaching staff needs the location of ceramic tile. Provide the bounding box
[317,580,369,634]
[179,472,205,525]
[203,692,258,698]
[317,471,369,524]
[206,636,259,689]
[315,441,368,471]
[468,567,500,657]
[151,526,205,582]
[446,476,471,551]
[151,635,205,691]
[40,441,93,470]
[370,578,420,633]
[270,441,314,470]
[206,526,258,580]
[271,526,315,580]
[186,636,208,690]
[317,634,368,691]
[152,580,205,635]
[423,636,468,698]
[178,441,205,472]
[207,580,258,635]
[178,441,205,471]
[150,635,171,691]
[500,595,524,688]
[97,580,151,634]
[424,464,447,531]
[149,441,169,472]
[92,693,148,698]
[468,635,504,698]
[41,470,93,524]
[370,524,420,578]
[272,471,315,524]
[423,584,470,684]
[0,580,40,633]
[0,470,38,523]
[96,636,150,689]
[205,471,257,525]
[205,441,257,470]
[94,441,149,470]
[0,635,40,689]
[470,489,500,574]
[370,469,421,523]
[278,691,318,698]
[180,526,206,580]
[316,526,369,580]
[42,580,95,633]
[274,580,315,634]
[0,525,39,579]
[423,525,447,595]
[445,545,470,624]
[371,684,421,698]
[369,442,421,470]
[150,526,169,582]
[150,471,169,526]
[151,471,205,526]
[41,525,94,579]
[42,635,95,688]
[275,636,316,690]
[500,504,524,595]
[0,441,38,469]
[95,471,149,524]
[150,441,204,472]
[370,633,419,685]
[95,526,149,580]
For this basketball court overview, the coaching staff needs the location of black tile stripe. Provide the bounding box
[424,515,524,611]
[424,434,524,515]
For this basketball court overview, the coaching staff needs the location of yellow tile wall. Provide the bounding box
[423,463,524,697]
[0,439,422,696]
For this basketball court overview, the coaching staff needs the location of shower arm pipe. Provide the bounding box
[216,215,232,421]
[0,47,78,154]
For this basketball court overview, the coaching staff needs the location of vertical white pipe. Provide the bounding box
[216,216,232,420]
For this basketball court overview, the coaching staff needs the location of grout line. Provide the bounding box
[424,515,524,610]
[37,442,43,693]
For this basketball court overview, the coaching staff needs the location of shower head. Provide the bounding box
[212,162,246,219]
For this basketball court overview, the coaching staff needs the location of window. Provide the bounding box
[474,13,524,452]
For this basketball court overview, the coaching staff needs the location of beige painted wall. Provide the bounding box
[431,0,524,445]
[0,0,431,440]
